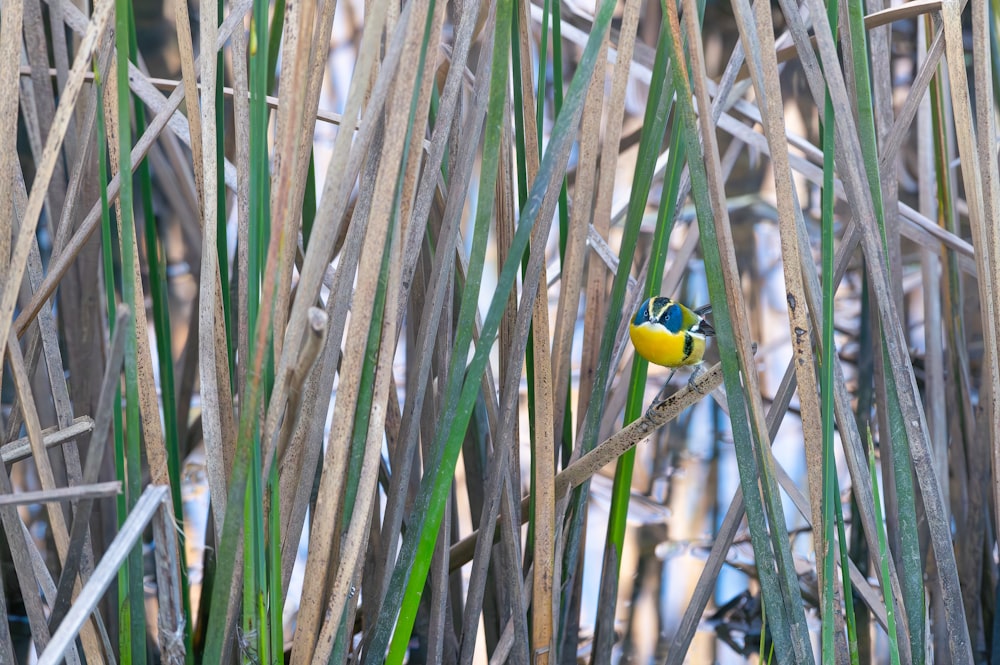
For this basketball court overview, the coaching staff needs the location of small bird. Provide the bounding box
[629,296,715,369]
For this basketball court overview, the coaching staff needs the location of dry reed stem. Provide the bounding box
[0,0,21,281]
[278,24,401,655]
[6,334,72,563]
[0,462,56,656]
[753,0,946,81]
[968,0,1000,542]
[12,0,255,336]
[39,0,234,191]
[151,495,186,665]
[713,97,979,274]
[311,222,402,665]
[232,5,252,405]
[4,0,990,660]
[0,417,94,464]
[198,0,237,549]
[508,0,555,653]
[915,17,948,518]
[450,363,724,571]
[268,0,317,365]
[0,482,122,506]
[673,0,817,659]
[268,307,327,487]
[549,34,605,443]
[24,0,72,216]
[729,0,828,615]
[172,0,203,208]
[47,306,128,635]
[576,0,638,435]
[665,358,887,664]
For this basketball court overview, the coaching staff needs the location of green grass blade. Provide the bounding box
[302,153,317,251]
[248,0,273,347]
[992,0,1000,106]
[868,429,902,665]
[123,9,193,660]
[202,1,275,659]
[836,486,860,665]
[216,6,235,386]
[93,56,131,658]
[820,1,837,653]
[266,0,286,95]
[113,0,147,657]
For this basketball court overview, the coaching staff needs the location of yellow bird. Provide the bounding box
[629,296,715,368]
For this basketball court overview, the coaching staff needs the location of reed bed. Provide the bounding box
[0,0,996,662]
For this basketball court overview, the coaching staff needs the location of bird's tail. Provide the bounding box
[695,319,715,337]
[693,304,715,337]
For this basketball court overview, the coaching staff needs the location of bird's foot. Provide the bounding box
[687,364,707,394]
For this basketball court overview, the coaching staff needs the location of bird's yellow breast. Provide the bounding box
[629,321,706,367]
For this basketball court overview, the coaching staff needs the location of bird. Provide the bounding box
[629,296,715,370]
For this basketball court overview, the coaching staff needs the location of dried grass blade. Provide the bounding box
[728,0,827,624]
[232,16,252,404]
[969,0,1000,541]
[22,0,71,216]
[458,128,534,659]
[0,417,94,464]
[0,0,114,362]
[576,0,635,432]
[151,499,185,664]
[6,333,72,560]
[172,0,203,206]
[260,0,395,496]
[7,166,87,500]
[197,0,237,545]
[595,2,672,654]
[549,35,605,447]
[378,0,618,657]
[0,0,21,277]
[0,483,122,507]
[12,0,254,340]
[509,0,556,654]
[0,457,55,654]
[448,364,724,573]
[268,0,317,362]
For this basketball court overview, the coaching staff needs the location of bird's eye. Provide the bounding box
[634,300,651,326]
[663,304,682,333]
